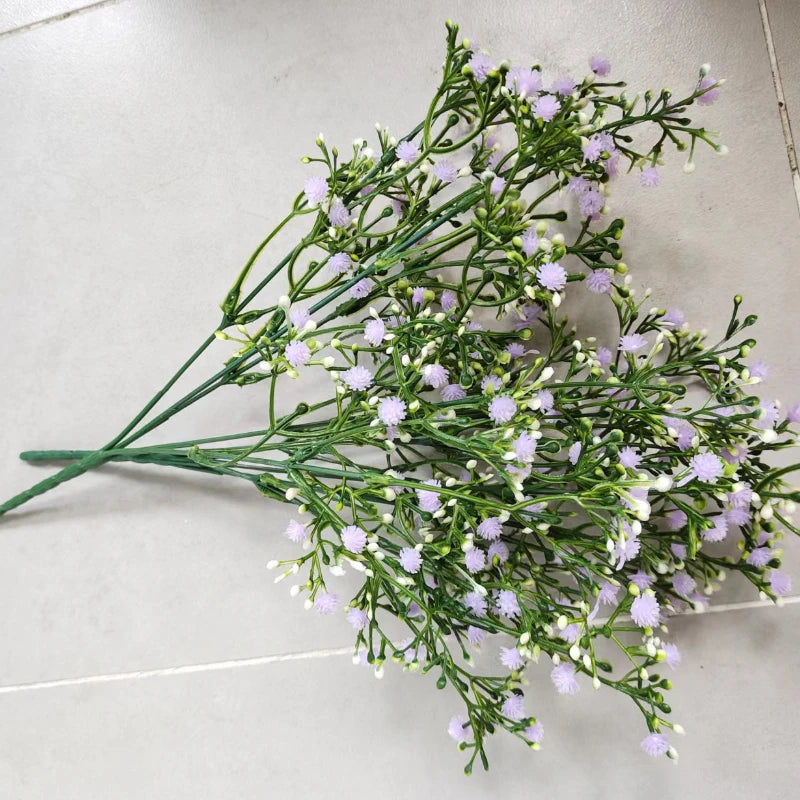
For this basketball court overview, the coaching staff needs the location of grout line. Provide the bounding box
[0,596,798,696]
[758,0,800,218]
[0,0,122,39]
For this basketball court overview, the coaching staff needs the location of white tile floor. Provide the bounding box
[1,0,799,796]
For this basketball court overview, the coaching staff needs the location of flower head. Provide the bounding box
[697,75,721,105]
[496,589,521,618]
[464,591,488,618]
[378,396,407,426]
[341,524,367,553]
[590,54,611,76]
[477,517,503,540]
[533,94,561,122]
[663,642,681,669]
[442,383,466,401]
[284,519,309,543]
[500,646,525,671]
[314,592,339,614]
[399,546,423,574]
[416,479,442,512]
[448,715,469,743]
[586,269,613,294]
[551,74,576,95]
[506,66,542,96]
[551,662,580,695]
[465,547,486,574]
[285,341,311,367]
[488,395,517,425]
[304,176,328,206]
[501,693,526,721]
[690,453,723,483]
[422,363,449,388]
[349,278,371,299]
[364,318,386,347]
[488,540,509,564]
[328,199,351,227]
[537,262,567,291]
[641,733,670,757]
[631,593,660,627]
[639,166,660,187]
[342,365,373,392]
[328,252,352,275]
[433,159,458,183]
[347,608,368,630]
[525,721,545,743]
[468,51,493,82]
[396,140,420,162]
[619,333,648,353]
[770,569,792,596]
[619,446,641,470]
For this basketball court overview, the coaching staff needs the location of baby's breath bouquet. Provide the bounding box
[3,21,799,773]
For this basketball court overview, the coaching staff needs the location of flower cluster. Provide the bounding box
[3,21,796,775]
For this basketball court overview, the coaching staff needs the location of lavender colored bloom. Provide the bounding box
[551,74,576,95]
[377,396,407,426]
[481,374,503,393]
[631,570,654,590]
[596,346,613,368]
[422,363,449,388]
[697,75,721,105]
[537,262,567,291]
[702,514,728,543]
[468,51,493,82]
[314,592,339,614]
[399,546,423,574]
[533,94,561,121]
[619,333,648,353]
[506,341,526,359]
[497,589,521,618]
[586,269,613,294]
[328,199,351,227]
[631,593,660,627]
[477,517,503,540]
[304,176,328,206]
[663,308,685,326]
[582,135,605,163]
[501,693,526,721]
[346,607,368,630]
[619,446,641,470]
[433,159,458,183]
[465,547,486,574]
[328,252,352,275]
[590,54,611,76]
[568,442,582,465]
[448,714,469,743]
[490,176,506,196]
[341,524,367,553]
[641,733,670,757]
[518,230,539,259]
[690,452,723,483]
[500,646,526,671]
[750,359,769,380]
[664,416,695,451]
[514,432,537,462]
[284,519,309,543]
[756,401,780,430]
[663,642,681,669]
[786,403,800,424]
[639,167,660,187]
[440,289,457,312]
[396,140,420,162]
[364,318,386,347]
[726,507,750,527]
[342,365,373,392]
[537,388,555,412]
[514,302,541,330]
[488,395,518,425]
[579,187,604,216]
[466,625,486,646]
[729,484,753,509]
[560,623,580,644]
[672,572,696,598]
[747,547,773,567]
[416,479,442,512]
[349,278,371,299]
[289,307,311,328]
[488,540,509,564]
[671,543,688,560]
[285,340,311,367]
[568,177,590,197]
[411,286,426,306]
[505,66,542,96]
[464,592,488,618]
[551,662,580,695]
[525,721,545,743]
[442,383,467,401]
[770,569,792,596]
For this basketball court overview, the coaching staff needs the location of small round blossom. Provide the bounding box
[641,733,670,757]
[702,514,728,542]
[590,54,611,76]
[631,593,660,627]
[464,591,488,618]
[525,721,545,743]
[433,159,458,183]
[477,517,503,540]
[672,572,696,598]
[505,66,542,96]
[750,359,769,381]
[328,252,352,275]
[411,286,426,305]
[378,396,407,426]
[496,589,521,618]
[442,383,466,401]
[440,289,457,312]
[568,175,590,195]
[448,715,469,743]
[488,395,517,425]
[586,269,613,294]
[364,318,386,347]
[551,74,576,95]
[537,388,555,413]
[349,278,371,299]
[579,187,604,216]
[568,442,582,465]
[619,446,641,470]
[488,540,509,564]
[513,432,537,462]
[416,479,442,512]
[521,228,539,257]
[341,365,373,392]
[304,176,328,205]
[631,570,654,590]
[506,341,526,359]
[501,693,526,721]
[663,642,681,669]
[726,507,750,527]
[396,140,420,162]
[422,363,449,388]
[582,135,605,163]
[596,346,613,368]
[346,608,368,630]
[341,524,367,553]
[690,452,723,483]
[639,167,660,187]
[500,646,525,671]
[490,176,506,196]
[314,592,339,614]
[328,199,351,227]
[289,307,311,328]
[533,94,561,122]
[769,569,792,596]
[663,308,685,326]
[672,543,687,560]
[551,662,580,695]
[481,374,503,394]
[697,75,721,105]
[619,333,648,353]
[284,519,308,543]
[399,546,423,574]
[465,547,486,574]
[467,51,493,82]
[537,262,567,291]
[747,547,773,567]
[786,403,800,423]
[285,340,311,367]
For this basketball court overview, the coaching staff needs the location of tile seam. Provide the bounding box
[0,0,121,39]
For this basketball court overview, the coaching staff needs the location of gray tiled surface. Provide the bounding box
[1,0,799,795]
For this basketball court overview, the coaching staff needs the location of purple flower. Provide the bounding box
[697,75,721,105]
[664,417,695,451]
[586,269,613,294]
[506,66,542,96]
[341,524,367,553]
[533,94,561,121]
[590,54,611,76]
[465,547,486,574]
[560,623,580,644]
[702,514,728,543]
[304,176,328,206]
[364,318,386,347]
[342,365,373,391]
[663,642,681,669]
[568,442,582,465]
[440,289,457,312]
[422,363,449,388]
[551,74,576,95]
[347,608,368,630]
[285,341,311,367]
[488,395,518,425]
[416,479,442,512]
[639,167,660,187]
[786,403,800,424]
[641,733,670,757]
[619,446,641,470]
[551,662,580,695]
[328,199,351,227]
[521,228,539,257]
[672,572,696,598]
[747,547,773,567]
[442,383,466,401]
[349,278,371,299]
[411,286,426,306]
[284,519,309,543]
[399,546,423,574]
[481,374,503,394]
[631,571,654,590]
[631,593,660,627]
[726,507,750,527]
[466,624,486,644]
[328,252,352,275]
[770,569,792,596]
[378,396,407,426]
[729,485,753,509]
[488,540,509,564]
[690,452,723,483]
[396,140,420,162]
[490,176,506,196]
[537,262,567,291]
[619,333,648,353]
[582,135,605,163]
[501,693,526,721]
[468,52,493,82]
[579,187,604,216]
[671,543,687,560]
[497,589,521,618]
[525,721,545,743]
[500,645,526,671]
[756,401,780,430]
[289,307,311,328]
[568,175,590,195]
[506,341,526,359]
[750,359,769,381]
[663,308,685,326]
[448,715,469,743]
[596,346,612,368]
[464,592,488,618]
[513,432,537,462]
[433,159,458,184]
[537,388,555,413]
[314,592,339,614]
[477,517,503,540]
